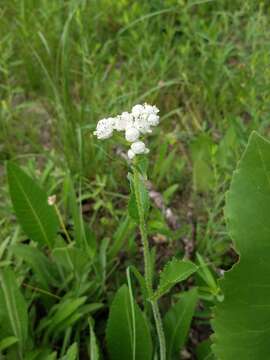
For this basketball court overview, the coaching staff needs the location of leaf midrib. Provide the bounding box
[12,169,50,247]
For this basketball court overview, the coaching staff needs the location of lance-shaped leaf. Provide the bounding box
[0,269,28,355]
[7,162,58,248]
[212,132,270,359]
[164,288,198,359]
[106,285,152,360]
[152,258,198,300]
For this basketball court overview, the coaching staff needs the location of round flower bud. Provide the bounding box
[125,127,140,142]
[127,149,135,159]
[131,141,146,154]
[131,104,145,117]
[148,114,159,126]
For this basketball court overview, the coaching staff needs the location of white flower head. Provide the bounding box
[93,103,160,160]
[114,112,133,131]
[131,104,145,117]
[94,117,115,139]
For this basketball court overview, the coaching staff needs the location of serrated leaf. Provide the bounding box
[0,268,28,355]
[106,285,152,360]
[212,132,270,359]
[7,162,58,248]
[164,288,198,358]
[196,339,216,360]
[153,258,198,300]
[11,244,57,289]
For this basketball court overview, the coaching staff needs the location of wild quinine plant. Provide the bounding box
[94,104,198,360]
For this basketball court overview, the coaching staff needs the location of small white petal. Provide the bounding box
[125,127,140,142]
[127,149,135,159]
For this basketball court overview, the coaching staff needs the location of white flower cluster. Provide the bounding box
[94,103,160,159]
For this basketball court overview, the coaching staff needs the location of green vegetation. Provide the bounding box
[1,1,270,359]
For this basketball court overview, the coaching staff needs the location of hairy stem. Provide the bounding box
[133,167,166,360]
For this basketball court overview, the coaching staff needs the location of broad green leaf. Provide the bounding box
[11,244,57,289]
[163,288,198,359]
[7,162,58,248]
[0,268,28,354]
[152,258,198,300]
[89,322,100,360]
[106,285,152,360]
[0,336,18,351]
[212,132,270,359]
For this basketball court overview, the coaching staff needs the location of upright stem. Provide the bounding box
[133,168,166,360]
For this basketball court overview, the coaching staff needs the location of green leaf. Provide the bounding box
[128,171,149,223]
[191,134,214,192]
[67,176,96,257]
[109,216,135,258]
[11,244,57,289]
[61,343,78,360]
[52,246,88,274]
[7,162,58,248]
[89,322,100,360]
[0,268,28,354]
[152,258,198,300]
[0,336,18,351]
[196,339,216,360]
[212,132,270,359]
[39,297,87,336]
[106,285,152,360]
[163,288,198,358]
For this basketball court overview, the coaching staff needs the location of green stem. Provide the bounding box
[133,167,166,360]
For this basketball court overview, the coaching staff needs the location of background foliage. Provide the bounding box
[1,0,270,358]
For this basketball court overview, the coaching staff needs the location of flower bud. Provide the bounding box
[125,127,140,142]
[131,141,146,154]
[127,149,135,159]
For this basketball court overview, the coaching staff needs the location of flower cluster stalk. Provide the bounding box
[133,167,166,360]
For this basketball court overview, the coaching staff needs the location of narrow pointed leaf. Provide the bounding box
[164,288,198,358]
[0,336,18,351]
[89,322,100,360]
[0,268,28,353]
